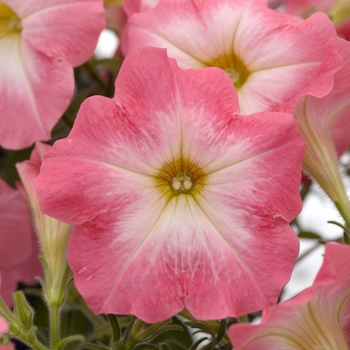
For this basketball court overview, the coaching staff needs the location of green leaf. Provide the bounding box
[298,231,321,239]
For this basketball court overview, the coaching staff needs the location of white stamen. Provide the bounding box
[172,178,181,190]
[183,176,192,190]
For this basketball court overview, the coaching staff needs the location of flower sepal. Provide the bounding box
[37,256,71,306]
[12,292,34,334]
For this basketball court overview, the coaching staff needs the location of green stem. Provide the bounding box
[50,303,60,350]
[41,261,71,350]
[335,201,350,230]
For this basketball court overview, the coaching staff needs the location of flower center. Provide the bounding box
[206,52,250,89]
[0,3,22,37]
[172,173,192,191]
[156,158,205,197]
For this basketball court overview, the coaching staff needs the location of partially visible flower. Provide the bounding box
[36,47,304,323]
[123,0,159,16]
[0,180,32,266]
[16,142,72,290]
[0,315,8,335]
[229,243,350,349]
[121,0,336,114]
[0,179,41,306]
[278,37,350,227]
[104,0,127,34]
[279,0,335,16]
[0,241,41,306]
[278,0,350,39]
[337,20,350,41]
[0,0,105,150]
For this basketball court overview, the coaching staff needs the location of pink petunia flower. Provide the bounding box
[16,142,72,290]
[121,0,336,114]
[278,37,350,227]
[0,0,105,150]
[0,179,41,306]
[229,243,350,349]
[277,0,350,41]
[35,47,305,323]
[104,0,127,34]
[123,0,159,17]
[338,20,350,41]
[0,179,32,268]
[0,315,8,335]
[279,0,335,16]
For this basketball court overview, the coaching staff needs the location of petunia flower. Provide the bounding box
[0,179,41,306]
[121,0,336,114]
[277,37,350,227]
[229,243,350,349]
[35,47,305,323]
[16,142,72,293]
[0,0,105,150]
[0,315,8,335]
[123,0,159,16]
[104,0,127,34]
[337,20,350,41]
[278,0,335,16]
[277,0,350,40]
[0,179,32,267]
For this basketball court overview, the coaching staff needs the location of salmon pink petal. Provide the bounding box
[36,47,304,322]
[0,316,8,335]
[0,180,32,266]
[278,37,350,225]
[0,0,105,150]
[281,0,335,15]
[123,0,159,16]
[19,0,105,66]
[313,242,350,284]
[0,236,42,306]
[229,243,350,350]
[121,0,336,114]
[337,20,350,41]
[0,36,74,149]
